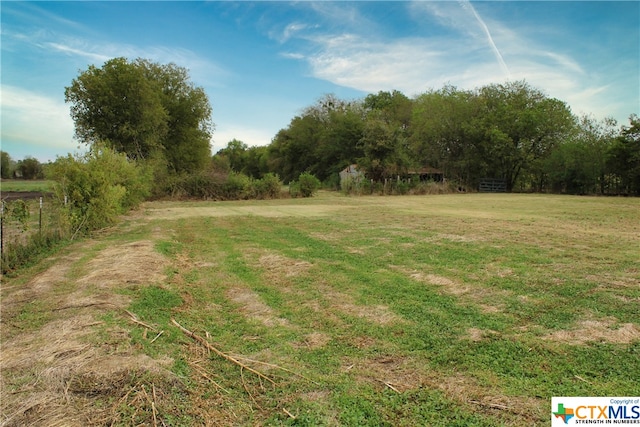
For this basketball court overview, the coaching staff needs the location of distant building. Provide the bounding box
[339,164,364,190]
[407,166,444,182]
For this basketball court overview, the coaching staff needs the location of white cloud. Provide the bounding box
[45,41,111,63]
[211,126,275,154]
[1,85,76,150]
[4,28,229,89]
[290,32,497,96]
[280,2,633,123]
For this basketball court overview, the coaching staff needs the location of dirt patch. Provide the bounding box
[544,317,640,344]
[226,286,289,327]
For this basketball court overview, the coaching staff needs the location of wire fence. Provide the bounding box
[1,194,69,273]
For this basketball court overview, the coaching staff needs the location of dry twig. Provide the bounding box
[231,354,319,385]
[574,375,592,385]
[381,381,400,393]
[170,318,275,385]
[125,309,157,332]
[150,330,164,344]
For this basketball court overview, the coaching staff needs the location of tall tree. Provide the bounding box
[476,81,574,191]
[216,139,248,173]
[607,115,640,195]
[16,157,43,180]
[1,151,12,179]
[65,57,213,173]
[411,86,483,184]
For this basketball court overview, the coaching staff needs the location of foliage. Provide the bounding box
[48,145,151,235]
[65,57,213,175]
[7,200,30,231]
[290,172,321,198]
[0,197,69,274]
[170,167,283,201]
[249,173,282,199]
[607,115,640,195]
[1,151,13,179]
[16,157,44,180]
[263,81,636,195]
[268,95,365,183]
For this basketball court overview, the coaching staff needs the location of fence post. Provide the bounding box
[39,197,43,236]
[1,201,4,259]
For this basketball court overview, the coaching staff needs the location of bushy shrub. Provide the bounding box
[291,172,321,198]
[48,146,151,235]
[250,173,282,199]
[223,172,251,199]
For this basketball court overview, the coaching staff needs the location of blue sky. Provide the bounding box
[1,1,638,163]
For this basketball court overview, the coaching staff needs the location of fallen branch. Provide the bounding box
[230,354,319,385]
[283,408,296,419]
[150,330,164,344]
[125,309,158,332]
[574,375,592,385]
[190,362,230,393]
[170,318,275,385]
[381,381,400,393]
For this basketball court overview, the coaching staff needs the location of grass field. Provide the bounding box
[1,192,639,426]
[0,180,54,193]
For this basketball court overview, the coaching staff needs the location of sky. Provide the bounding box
[1,1,639,163]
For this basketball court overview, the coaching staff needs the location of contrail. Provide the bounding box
[462,1,511,79]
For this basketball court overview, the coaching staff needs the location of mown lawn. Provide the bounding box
[2,192,639,426]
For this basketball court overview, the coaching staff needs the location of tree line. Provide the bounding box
[4,57,639,200]
[220,86,639,196]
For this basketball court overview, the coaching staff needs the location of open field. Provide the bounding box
[1,192,639,425]
[0,180,54,194]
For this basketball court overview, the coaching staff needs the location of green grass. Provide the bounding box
[0,179,54,192]
[3,192,639,425]
[124,193,640,425]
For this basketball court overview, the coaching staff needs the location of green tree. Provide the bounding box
[242,145,270,179]
[476,81,574,192]
[1,151,12,179]
[139,59,213,173]
[16,157,44,179]
[269,114,323,183]
[607,115,640,195]
[216,139,248,173]
[358,114,411,181]
[65,57,213,174]
[411,86,482,185]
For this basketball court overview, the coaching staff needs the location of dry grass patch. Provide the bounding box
[320,286,404,326]
[345,355,425,393]
[257,253,312,278]
[428,372,546,423]
[292,332,332,350]
[544,317,640,344]
[226,286,290,327]
[77,240,167,288]
[1,239,175,426]
[393,266,508,313]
